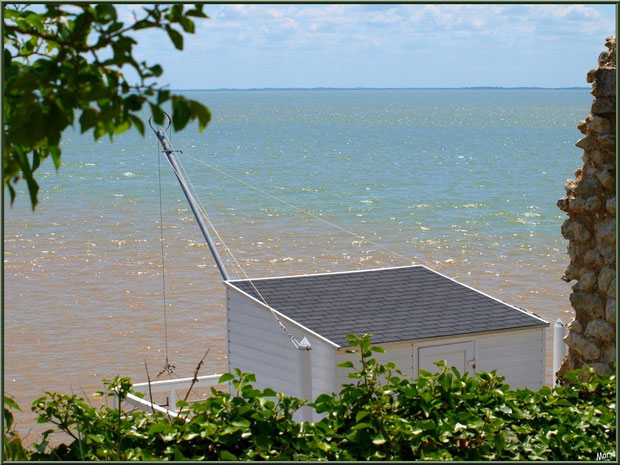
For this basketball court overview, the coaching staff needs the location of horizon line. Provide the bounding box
[171,86,590,92]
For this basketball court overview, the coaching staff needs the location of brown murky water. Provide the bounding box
[5,203,573,442]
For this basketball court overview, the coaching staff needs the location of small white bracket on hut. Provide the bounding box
[297,336,312,351]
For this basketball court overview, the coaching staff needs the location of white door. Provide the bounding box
[418,341,475,376]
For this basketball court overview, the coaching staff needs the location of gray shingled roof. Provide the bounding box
[228,266,548,347]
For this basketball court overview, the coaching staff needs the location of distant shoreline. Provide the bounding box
[173,86,590,92]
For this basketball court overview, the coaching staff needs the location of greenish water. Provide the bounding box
[5,89,589,435]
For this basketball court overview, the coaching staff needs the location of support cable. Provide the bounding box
[176,158,302,348]
[178,151,417,265]
[155,124,175,378]
[162,142,303,350]
[148,115,415,352]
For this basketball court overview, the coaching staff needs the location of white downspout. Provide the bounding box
[553,318,567,385]
[298,337,313,422]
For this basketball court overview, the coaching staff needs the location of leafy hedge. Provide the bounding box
[3,335,616,461]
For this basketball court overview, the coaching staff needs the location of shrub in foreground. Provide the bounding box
[3,335,616,461]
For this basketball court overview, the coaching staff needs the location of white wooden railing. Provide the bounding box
[120,374,223,416]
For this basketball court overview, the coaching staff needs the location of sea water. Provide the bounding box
[4,89,591,436]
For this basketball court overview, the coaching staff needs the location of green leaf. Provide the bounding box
[179,15,195,34]
[95,4,117,24]
[169,4,184,20]
[171,98,191,131]
[129,115,145,136]
[25,13,44,31]
[165,25,183,50]
[355,410,370,422]
[453,422,467,432]
[232,418,251,428]
[4,396,21,411]
[157,89,171,104]
[79,109,98,133]
[148,423,173,434]
[439,372,452,391]
[113,120,131,135]
[219,450,238,460]
[337,361,354,368]
[47,145,61,170]
[124,94,144,112]
[4,48,12,67]
[14,146,39,210]
[563,369,584,380]
[149,103,166,126]
[372,434,386,445]
[4,8,18,20]
[149,64,163,77]
[219,373,235,383]
[185,8,208,18]
[189,100,211,131]
[6,182,16,205]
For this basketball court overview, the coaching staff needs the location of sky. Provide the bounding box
[123,3,617,89]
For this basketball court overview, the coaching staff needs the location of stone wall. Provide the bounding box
[557,37,616,378]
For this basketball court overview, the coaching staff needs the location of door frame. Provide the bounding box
[417,340,476,375]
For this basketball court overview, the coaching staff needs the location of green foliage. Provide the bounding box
[3,335,616,460]
[3,3,211,209]
[3,395,29,460]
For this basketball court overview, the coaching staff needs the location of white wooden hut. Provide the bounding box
[225,265,548,420]
[147,125,550,421]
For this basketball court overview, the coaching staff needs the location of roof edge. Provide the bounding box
[224,281,342,348]
[226,264,421,283]
[335,324,548,350]
[419,265,550,326]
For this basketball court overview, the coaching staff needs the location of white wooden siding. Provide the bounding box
[336,327,545,391]
[475,328,545,390]
[227,286,338,402]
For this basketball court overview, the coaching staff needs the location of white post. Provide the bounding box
[169,389,176,411]
[553,319,568,385]
[298,337,313,423]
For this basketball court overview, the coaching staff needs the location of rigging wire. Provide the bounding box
[174,153,302,349]
[159,137,304,349]
[178,150,417,265]
[152,121,417,352]
[155,124,175,378]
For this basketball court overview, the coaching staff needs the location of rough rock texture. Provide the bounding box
[557,37,616,379]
